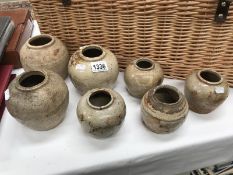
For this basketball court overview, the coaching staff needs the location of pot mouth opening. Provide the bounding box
[28,35,53,47]
[153,86,180,104]
[88,90,113,109]
[135,58,154,70]
[82,46,103,58]
[198,69,223,85]
[17,71,48,91]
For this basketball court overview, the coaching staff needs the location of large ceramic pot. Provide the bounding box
[68,45,119,94]
[185,69,229,114]
[141,85,189,134]
[124,58,164,98]
[20,34,69,79]
[6,70,69,131]
[77,88,126,137]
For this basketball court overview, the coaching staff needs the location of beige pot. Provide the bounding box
[20,34,69,79]
[141,85,189,134]
[124,58,164,98]
[77,88,126,137]
[6,70,69,131]
[68,45,119,94]
[185,69,229,114]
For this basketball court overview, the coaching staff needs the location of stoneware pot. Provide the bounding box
[124,58,164,98]
[77,88,126,137]
[6,70,69,131]
[141,85,189,134]
[185,69,229,114]
[68,45,119,94]
[20,34,69,79]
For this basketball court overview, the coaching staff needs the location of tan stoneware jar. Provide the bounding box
[6,70,69,131]
[77,88,126,137]
[141,85,189,134]
[20,34,69,79]
[185,69,229,114]
[124,58,164,98]
[68,45,119,94]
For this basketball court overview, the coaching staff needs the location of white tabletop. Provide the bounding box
[1,22,233,175]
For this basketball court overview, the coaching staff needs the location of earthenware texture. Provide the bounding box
[6,70,69,130]
[20,34,69,79]
[124,58,164,98]
[141,85,189,134]
[68,45,119,94]
[185,69,229,114]
[77,88,126,137]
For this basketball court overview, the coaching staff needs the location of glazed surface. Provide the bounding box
[77,88,126,137]
[141,86,188,134]
[20,35,69,79]
[185,70,229,114]
[124,59,164,98]
[6,70,69,130]
[68,46,119,94]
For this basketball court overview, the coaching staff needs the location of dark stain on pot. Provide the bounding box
[54,49,59,56]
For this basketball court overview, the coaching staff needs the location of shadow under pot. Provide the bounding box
[77,88,126,137]
[6,70,69,131]
[68,45,119,95]
[124,58,164,98]
[20,34,69,79]
[141,85,189,134]
[185,69,229,114]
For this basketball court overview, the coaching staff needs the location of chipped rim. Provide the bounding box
[149,85,182,107]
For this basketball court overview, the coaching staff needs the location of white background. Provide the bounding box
[0,22,233,175]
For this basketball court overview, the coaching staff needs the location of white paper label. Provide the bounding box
[4,89,10,101]
[91,61,108,72]
[76,64,86,71]
[215,87,225,94]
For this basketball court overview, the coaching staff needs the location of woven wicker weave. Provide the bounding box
[30,0,233,86]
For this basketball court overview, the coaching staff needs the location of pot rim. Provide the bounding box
[27,34,55,49]
[87,88,114,110]
[134,58,155,71]
[16,70,49,91]
[150,85,182,107]
[79,45,106,61]
[197,69,223,85]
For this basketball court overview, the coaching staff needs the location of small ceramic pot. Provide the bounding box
[20,34,69,79]
[124,58,164,98]
[68,45,119,94]
[141,85,189,134]
[6,70,69,131]
[185,69,229,114]
[77,88,126,137]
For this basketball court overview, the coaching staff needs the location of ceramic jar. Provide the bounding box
[68,45,119,94]
[185,69,229,114]
[124,58,164,98]
[141,85,189,134]
[20,34,69,79]
[77,88,126,137]
[6,70,69,131]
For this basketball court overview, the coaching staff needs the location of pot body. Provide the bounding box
[124,58,164,98]
[185,69,229,114]
[20,34,69,79]
[141,85,189,134]
[77,88,126,137]
[68,45,119,94]
[6,70,69,131]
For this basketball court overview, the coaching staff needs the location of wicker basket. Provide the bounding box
[30,0,233,86]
